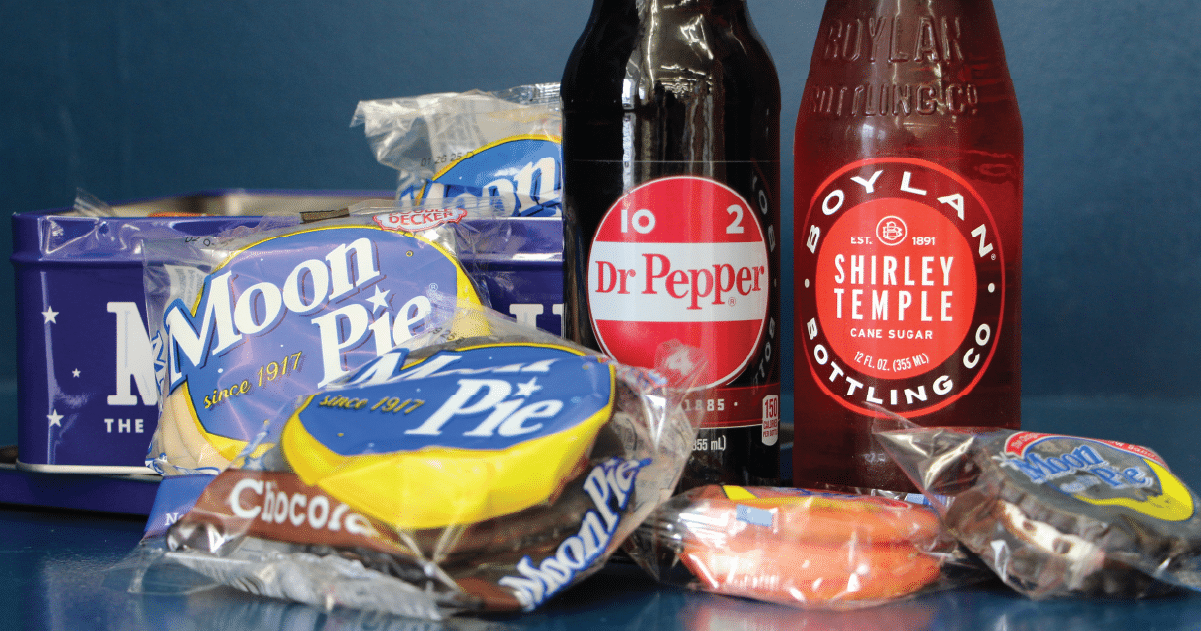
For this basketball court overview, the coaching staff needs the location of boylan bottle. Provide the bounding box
[561,0,782,487]
[793,0,1023,491]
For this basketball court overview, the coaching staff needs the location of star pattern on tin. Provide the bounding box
[42,307,59,324]
[515,377,542,397]
[366,286,391,314]
[47,409,64,427]
[72,369,81,378]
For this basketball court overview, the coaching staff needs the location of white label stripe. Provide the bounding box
[588,242,770,322]
[589,241,769,261]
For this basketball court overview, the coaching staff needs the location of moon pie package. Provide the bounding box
[142,208,489,476]
[626,485,982,609]
[123,304,705,619]
[353,83,561,217]
[875,426,1201,599]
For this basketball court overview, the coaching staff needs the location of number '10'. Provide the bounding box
[620,205,747,235]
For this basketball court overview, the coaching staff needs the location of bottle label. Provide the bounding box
[586,176,771,392]
[798,158,1005,417]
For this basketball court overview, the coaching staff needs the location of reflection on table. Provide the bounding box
[11,504,1201,631]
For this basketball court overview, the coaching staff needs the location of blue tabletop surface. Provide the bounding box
[6,504,1201,631]
[6,394,1201,630]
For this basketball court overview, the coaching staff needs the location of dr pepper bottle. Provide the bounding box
[561,0,782,486]
[793,0,1023,491]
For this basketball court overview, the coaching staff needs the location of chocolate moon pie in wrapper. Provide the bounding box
[875,427,1201,598]
[128,307,704,619]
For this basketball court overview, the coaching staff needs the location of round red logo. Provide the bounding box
[587,176,770,388]
[798,158,1005,416]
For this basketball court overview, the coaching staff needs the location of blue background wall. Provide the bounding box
[3,1,1200,443]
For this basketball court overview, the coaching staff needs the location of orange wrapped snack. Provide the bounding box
[630,485,957,608]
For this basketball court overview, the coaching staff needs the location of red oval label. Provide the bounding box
[798,158,1005,416]
[587,176,770,388]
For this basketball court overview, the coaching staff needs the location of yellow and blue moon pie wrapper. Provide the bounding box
[145,221,486,475]
[281,343,616,531]
[156,325,704,617]
[876,427,1201,599]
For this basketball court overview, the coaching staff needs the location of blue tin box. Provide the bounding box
[11,191,564,475]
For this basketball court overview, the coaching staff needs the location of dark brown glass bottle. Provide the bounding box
[793,0,1023,491]
[561,0,782,487]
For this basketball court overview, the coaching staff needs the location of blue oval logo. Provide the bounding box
[162,225,478,444]
[297,344,614,453]
[404,137,562,217]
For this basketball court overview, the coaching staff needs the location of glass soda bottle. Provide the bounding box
[793,0,1023,491]
[561,0,782,487]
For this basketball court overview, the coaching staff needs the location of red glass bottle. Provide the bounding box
[792,0,1023,491]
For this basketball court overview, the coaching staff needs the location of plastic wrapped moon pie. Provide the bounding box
[876,427,1201,599]
[142,320,702,619]
[142,218,486,476]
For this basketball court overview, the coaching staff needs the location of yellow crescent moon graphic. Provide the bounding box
[1073,458,1196,522]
